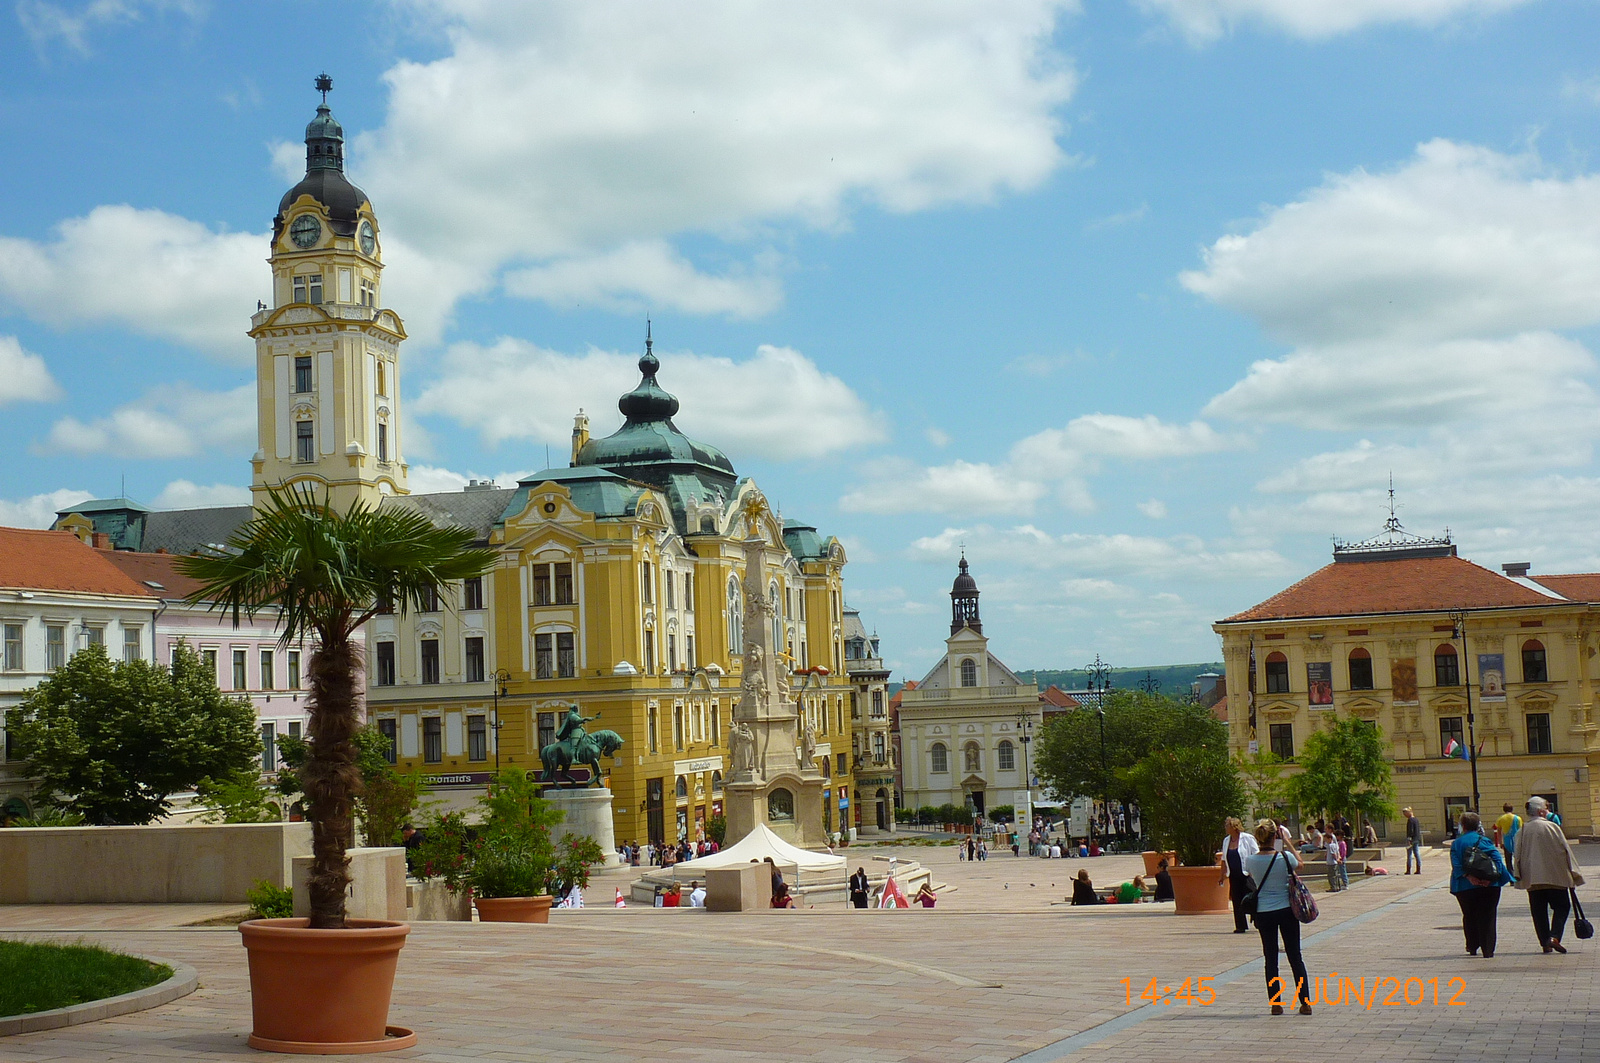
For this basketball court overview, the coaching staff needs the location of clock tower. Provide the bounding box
[249,74,409,511]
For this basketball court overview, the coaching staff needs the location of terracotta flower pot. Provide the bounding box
[239,917,415,1054]
[1167,866,1231,915]
[1142,850,1179,877]
[474,895,554,923]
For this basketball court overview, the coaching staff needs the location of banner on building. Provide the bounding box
[1306,662,1334,707]
[1478,654,1506,702]
[1390,658,1418,704]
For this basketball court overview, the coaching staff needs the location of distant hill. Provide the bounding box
[1016,663,1225,699]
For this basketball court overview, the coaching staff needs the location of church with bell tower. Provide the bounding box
[249,74,409,510]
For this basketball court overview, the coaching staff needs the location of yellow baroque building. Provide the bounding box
[1215,530,1600,839]
[367,337,858,846]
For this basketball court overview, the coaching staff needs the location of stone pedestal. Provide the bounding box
[705,864,767,911]
[293,846,406,921]
[725,774,827,850]
[544,786,621,866]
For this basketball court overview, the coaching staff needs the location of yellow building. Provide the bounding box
[366,336,856,846]
[1215,529,1600,838]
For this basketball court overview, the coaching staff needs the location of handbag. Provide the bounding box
[1288,866,1319,924]
[1462,836,1498,884]
[1240,852,1279,917]
[1573,890,1594,940]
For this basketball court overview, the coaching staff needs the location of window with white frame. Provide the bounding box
[3,623,21,670]
[123,626,141,663]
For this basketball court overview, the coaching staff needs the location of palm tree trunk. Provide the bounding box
[303,637,364,928]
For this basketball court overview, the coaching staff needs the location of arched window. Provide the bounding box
[819,755,830,778]
[1434,643,1460,687]
[1264,651,1289,694]
[930,742,949,774]
[964,742,981,773]
[712,770,723,794]
[675,775,688,801]
[1523,640,1548,683]
[768,788,794,821]
[727,576,742,655]
[997,740,1015,771]
[1348,647,1373,690]
[959,658,977,687]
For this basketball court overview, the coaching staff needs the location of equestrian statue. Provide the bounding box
[539,704,624,788]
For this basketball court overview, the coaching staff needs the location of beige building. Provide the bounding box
[1216,530,1600,838]
[843,607,895,833]
[898,559,1040,818]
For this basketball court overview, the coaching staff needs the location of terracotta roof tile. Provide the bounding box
[1220,554,1559,623]
[1038,685,1080,709]
[1530,573,1600,603]
[99,550,209,600]
[0,527,160,599]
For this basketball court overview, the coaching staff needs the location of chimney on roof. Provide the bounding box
[1502,562,1531,578]
[91,532,112,551]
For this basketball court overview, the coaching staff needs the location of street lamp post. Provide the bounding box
[1449,611,1482,813]
[1086,655,1112,846]
[1015,709,1034,848]
[490,668,511,776]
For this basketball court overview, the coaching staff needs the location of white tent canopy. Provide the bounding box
[675,822,845,874]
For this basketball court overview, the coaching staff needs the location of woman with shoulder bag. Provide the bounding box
[1245,819,1312,1015]
[1450,811,1513,958]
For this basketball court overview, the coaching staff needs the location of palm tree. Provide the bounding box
[179,484,496,928]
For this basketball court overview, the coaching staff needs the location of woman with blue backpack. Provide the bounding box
[1451,810,1513,958]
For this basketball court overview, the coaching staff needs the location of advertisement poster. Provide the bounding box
[1307,661,1334,706]
[1478,654,1506,701]
[1390,658,1418,704]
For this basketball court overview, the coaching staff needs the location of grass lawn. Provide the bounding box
[0,940,172,1017]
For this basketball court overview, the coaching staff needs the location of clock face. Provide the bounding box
[359,221,377,256]
[289,214,321,249]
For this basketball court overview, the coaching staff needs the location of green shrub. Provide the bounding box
[246,879,294,919]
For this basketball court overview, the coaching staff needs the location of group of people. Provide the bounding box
[1069,859,1175,905]
[1449,796,1583,958]
[959,836,989,861]
[619,838,721,867]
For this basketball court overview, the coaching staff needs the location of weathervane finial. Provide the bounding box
[315,73,333,105]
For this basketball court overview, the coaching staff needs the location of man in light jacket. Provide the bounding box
[1514,796,1585,953]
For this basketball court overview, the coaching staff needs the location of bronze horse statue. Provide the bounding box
[540,729,625,787]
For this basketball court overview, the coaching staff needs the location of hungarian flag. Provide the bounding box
[1443,738,1461,758]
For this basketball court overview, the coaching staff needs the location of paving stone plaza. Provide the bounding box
[4,841,1595,1062]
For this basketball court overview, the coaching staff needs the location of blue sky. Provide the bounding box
[4,0,1600,680]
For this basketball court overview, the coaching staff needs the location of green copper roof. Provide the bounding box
[499,467,646,525]
[782,520,830,560]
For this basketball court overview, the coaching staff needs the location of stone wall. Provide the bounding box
[0,822,312,904]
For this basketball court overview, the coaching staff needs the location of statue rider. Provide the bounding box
[556,704,597,756]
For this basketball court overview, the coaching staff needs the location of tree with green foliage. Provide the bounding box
[1234,749,1290,820]
[178,483,495,929]
[1034,690,1222,806]
[196,769,282,824]
[1286,717,1397,826]
[1127,744,1246,867]
[276,725,427,846]
[5,643,260,824]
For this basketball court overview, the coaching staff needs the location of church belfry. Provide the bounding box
[950,555,982,635]
[248,74,409,511]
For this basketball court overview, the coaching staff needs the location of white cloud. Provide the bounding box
[909,524,1292,582]
[504,241,783,319]
[1019,413,1242,461]
[0,206,265,361]
[0,488,93,529]
[0,336,62,405]
[1206,332,1599,432]
[925,427,951,448]
[1139,0,1534,43]
[151,480,249,509]
[1085,203,1148,230]
[1137,498,1168,519]
[40,383,254,458]
[17,0,203,54]
[839,459,1047,516]
[358,0,1077,317]
[1181,141,1600,346]
[413,339,884,461]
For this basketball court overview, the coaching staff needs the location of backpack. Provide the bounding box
[1462,836,1498,884]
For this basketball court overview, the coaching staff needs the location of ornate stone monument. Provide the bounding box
[721,495,828,848]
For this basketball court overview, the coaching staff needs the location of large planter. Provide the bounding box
[239,917,415,1054]
[1142,850,1179,876]
[474,895,553,923]
[1167,866,1230,915]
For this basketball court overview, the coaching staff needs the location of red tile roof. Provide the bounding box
[1221,554,1560,623]
[0,527,160,599]
[1038,685,1080,709]
[1530,573,1600,603]
[99,550,209,600]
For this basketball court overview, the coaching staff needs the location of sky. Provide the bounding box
[4,0,1600,682]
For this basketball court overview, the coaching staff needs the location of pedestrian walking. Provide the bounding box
[1493,803,1522,864]
[1246,819,1312,1015]
[1403,807,1423,874]
[849,866,869,909]
[1514,796,1585,953]
[1325,833,1341,892]
[1219,816,1259,933]
[1450,811,1512,958]
[1336,831,1350,890]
